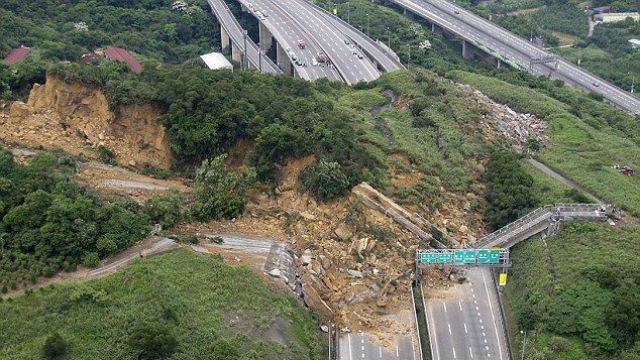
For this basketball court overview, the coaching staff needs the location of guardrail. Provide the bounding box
[411,281,426,359]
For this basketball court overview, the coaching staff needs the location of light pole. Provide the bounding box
[520,330,527,360]
[347,3,350,23]
[387,28,391,49]
[367,13,370,36]
[407,45,411,69]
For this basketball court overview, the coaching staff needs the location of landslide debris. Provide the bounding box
[0,74,173,170]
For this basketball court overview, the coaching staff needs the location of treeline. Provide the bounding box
[0,151,177,290]
[0,0,218,64]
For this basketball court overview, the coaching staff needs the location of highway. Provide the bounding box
[255,0,381,84]
[206,0,281,74]
[423,267,509,360]
[240,0,342,80]
[388,0,640,114]
[339,332,417,360]
[296,0,405,72]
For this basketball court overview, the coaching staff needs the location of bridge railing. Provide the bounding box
[474,204,604,249]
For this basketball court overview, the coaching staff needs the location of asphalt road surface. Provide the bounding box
[242,0,343,80]
[389,0,640,114]
[424,267,509,360]
[298,0,404,72]
[206,0,281,74]
[340,332,417,360]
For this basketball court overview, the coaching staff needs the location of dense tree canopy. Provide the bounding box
[0,151,150,289]
[484,152,539,229]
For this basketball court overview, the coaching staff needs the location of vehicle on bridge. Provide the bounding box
[296,39,306,49]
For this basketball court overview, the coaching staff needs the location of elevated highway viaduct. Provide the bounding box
[387,0,640,114]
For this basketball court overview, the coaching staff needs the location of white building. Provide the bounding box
[200,52,233,71]
[629,39,640,49]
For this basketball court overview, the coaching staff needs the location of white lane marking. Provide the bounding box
[348,333,353,360]
[448,323,452,335]
[464,323,468,334]
[458,300,463,311]
[482,269,505,360]
[469,346,474,359]
[379,346,383,358]
[443,302,447,313]
[452,347,457,359]
[396,344,400,357]
[426,298,440,360]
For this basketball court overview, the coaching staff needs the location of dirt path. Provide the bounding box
[527,158,605,204]
[1,236,179,299]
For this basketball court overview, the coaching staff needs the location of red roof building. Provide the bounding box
[3,45,32,65]
[101,47,143,74]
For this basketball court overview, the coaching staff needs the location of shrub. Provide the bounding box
[42,332,67,359]
[128,322,178,360]
[83,252,100,268]
[300,160,350,201]
[191,155,248,221]
[96,146,117,166]
[144,192,182,228]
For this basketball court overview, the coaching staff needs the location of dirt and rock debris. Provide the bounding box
[0,75,521,350]
[0,75,173,170]
[458,84,548,155]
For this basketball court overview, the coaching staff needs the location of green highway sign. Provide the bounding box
[416,248,506,266]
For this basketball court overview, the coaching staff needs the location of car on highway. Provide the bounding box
[454,9,460,14]
[296,40,306,49]
[593,82,600,87]
[344,39,351,45]
[312,57,318,66]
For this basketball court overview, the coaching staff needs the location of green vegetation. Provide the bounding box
[300,160,351,201]
[505,223,640,359]
[522,161,597,205]
[484,152,538,229]
[448,70,640,216]
[558,18,640,92]
[0,150,150,288]
[0,0,218,64]
[0,0,219,99]
[0,250,325,359]
[191,155,250,221]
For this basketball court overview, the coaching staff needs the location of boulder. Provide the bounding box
[347,269,364,278]
[334,223,352,240]
[267,268,281,278]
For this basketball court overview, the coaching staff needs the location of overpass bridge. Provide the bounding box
[473,204,608,249]
[386,0,640,114]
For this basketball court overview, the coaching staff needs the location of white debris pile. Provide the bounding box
[461,84,549,154]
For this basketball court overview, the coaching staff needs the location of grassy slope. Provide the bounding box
[505,223,640,359]
[0,250,324,360]
[447,70,640,216]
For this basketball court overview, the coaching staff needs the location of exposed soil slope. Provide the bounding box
[0,74,173,169]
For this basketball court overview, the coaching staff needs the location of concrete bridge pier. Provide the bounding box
[495,58,502,68]
[231,41,243,64]
[276,42,292,75]
[462,40,475,60]
[241,3,249,12]
[221,26,230,54]
[259,22,273,51]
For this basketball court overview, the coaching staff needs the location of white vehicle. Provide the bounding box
[312,57,318,66]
